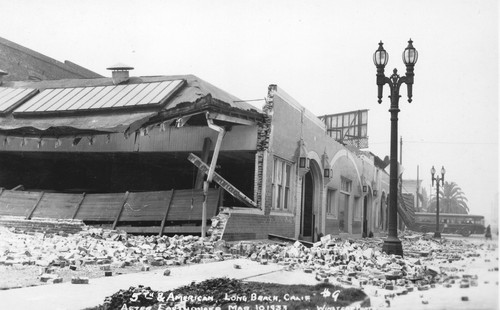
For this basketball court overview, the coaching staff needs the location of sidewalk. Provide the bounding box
[0,259,284,310]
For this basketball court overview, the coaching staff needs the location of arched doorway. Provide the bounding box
[301,171,314,241]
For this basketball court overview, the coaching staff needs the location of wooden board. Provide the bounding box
[0,190,42,217]
[119,191,173,221]
[166,189,219,221]
[32,192,83,219]
[74,193,125,221]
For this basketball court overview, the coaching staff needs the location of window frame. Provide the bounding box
[353,196,361,220]
[272,157,293,211]
[326,188,338,218]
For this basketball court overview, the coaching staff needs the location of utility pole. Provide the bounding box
[416,165,419,211]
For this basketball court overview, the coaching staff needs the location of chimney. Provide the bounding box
[106,63,134,85]
[0,69,8,86]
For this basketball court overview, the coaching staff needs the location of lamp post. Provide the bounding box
[431,166,445,238]
[373,39,418,256]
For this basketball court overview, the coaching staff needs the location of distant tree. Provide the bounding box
[428,181,469,214]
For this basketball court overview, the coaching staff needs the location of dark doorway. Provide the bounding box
[301,171,314,240]
[339,193,348,233]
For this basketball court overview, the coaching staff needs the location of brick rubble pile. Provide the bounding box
[0,225,230,286]
[228,233,497,295]
[0,224,497,297]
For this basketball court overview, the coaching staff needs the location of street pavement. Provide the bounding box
[248,247,499,310]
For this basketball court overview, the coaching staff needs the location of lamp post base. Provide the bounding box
[382,237,403,256]
[434,232,441,238]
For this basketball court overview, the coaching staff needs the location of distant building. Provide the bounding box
[0,36,102,81]
[491,192,498,234]
[402,179,423,211]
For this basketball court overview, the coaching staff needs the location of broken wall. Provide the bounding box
[224,84,389,241]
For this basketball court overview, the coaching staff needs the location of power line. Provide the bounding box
[369,141,498,145]
[233,98,266,103]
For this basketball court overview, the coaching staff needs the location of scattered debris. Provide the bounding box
[0,224,498,308]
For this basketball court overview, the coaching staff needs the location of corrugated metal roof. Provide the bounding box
[0,75,263,136]
[14,80,184,114]
[0,87,38,113]
[3,75,261,113]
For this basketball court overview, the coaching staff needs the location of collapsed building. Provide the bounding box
[0,69,393,241]
[0,38,397,242]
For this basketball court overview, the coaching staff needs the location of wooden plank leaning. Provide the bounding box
[26,191,45,220]
[112,191,130,230]
[188,153,258,209]
[194,138,212,189]
[72,192,87,220]
[159,189,175,237]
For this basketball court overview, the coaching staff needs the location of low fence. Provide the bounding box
[0,188,221,235]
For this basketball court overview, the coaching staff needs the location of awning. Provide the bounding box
[0,112,156,137]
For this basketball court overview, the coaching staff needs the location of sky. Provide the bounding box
[1,0,498,222]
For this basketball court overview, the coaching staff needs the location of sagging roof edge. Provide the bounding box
[147,95,265,127]
[0,96,265,138]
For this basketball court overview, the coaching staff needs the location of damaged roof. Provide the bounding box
[0,75,263,136]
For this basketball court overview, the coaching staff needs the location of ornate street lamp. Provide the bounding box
[374,39,418,256]
[431,166,445,238]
